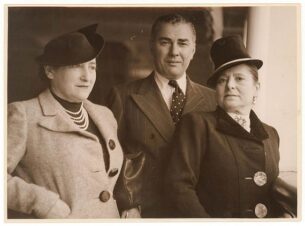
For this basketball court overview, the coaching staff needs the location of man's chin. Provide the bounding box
[165,71,184,80]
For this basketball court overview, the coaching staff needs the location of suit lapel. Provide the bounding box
[183,78,209,114]
[130,74,175,142]
[37,89,97,141]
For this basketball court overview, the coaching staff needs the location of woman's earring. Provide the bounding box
[252,96,257,105]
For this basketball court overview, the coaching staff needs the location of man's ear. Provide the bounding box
[191,44,196,60]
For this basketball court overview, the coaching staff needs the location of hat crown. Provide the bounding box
[206,35,263,88]
[37,24,104,66]
[44,33,95,61]
[211,35,250,70]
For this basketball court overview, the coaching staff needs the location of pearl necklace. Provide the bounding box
[64,103,89,130]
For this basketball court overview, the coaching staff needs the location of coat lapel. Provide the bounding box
[130,74,175,142]
[84,100,117,142]
[37,89,97,141]
[215,106,269,142]
[84,101,123,173]
[263,138,275,178]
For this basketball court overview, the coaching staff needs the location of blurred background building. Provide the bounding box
[7,6,299,180]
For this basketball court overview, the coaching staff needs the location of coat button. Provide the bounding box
[255,203,268,218]
[108,139,116,150]
[253,171,267,186]
[108,168,119,177]
[99,191,111,202]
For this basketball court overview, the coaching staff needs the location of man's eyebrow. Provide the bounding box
[178,39,191,42]
[157,37,191,42]
[158,37,171,41]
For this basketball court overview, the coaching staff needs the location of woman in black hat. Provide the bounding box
[7,24,139,219]
[164,36,296,218]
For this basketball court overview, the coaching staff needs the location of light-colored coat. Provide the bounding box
[7,89,123,219]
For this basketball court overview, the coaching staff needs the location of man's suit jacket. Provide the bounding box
[107,72,216,217]
[7,89,123,218]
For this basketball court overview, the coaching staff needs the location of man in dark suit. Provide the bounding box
[107,13,216,218]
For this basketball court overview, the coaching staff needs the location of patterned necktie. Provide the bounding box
[168,80,186,124]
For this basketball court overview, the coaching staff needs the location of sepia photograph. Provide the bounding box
[3,2,301,223]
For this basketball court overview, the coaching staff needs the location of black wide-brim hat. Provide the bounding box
[207,35,263,88]
[36,23,104,66]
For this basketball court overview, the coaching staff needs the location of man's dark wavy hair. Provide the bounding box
[150,13,196,42]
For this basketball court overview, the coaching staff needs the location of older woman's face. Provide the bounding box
[46,59,97,102]
[216,64,259,114]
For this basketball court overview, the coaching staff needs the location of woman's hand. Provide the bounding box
[121,207,141,218]
[44,199,71,219]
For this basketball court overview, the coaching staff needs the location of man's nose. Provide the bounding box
[169,43,179,56]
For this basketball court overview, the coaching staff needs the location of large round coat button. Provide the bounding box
[254,171,267,186]
[108,139,116,150]
[108,168,119,177]
[99,191,110,202]
[255,203,268,218]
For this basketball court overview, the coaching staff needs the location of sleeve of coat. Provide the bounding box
[7,102,70,218]
[268,127,297,217]
[165,112,211,217]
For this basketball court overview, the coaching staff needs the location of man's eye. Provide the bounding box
[160,41,169,45]
[179,42,188,46]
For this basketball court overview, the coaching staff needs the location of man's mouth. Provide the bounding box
[167,60,181,65]
[225,94,238,97]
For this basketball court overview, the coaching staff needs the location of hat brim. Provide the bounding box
[207,58,263,88]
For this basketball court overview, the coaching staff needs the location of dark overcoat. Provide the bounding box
[107,72,216,217]
[165,107,281,218]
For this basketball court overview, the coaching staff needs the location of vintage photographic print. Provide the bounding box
[4,3,300,222]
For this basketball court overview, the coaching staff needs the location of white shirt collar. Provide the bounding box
[154,71,187,109]
[154,71,187,94]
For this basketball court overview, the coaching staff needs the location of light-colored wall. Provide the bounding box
[247,6,299,172]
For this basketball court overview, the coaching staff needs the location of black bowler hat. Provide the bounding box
[207,35,263,88]
[36,23,104,66]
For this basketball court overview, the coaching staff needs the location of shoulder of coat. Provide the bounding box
[193,82,215,95]
[8,96,40,112]
[183,110,215,124]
